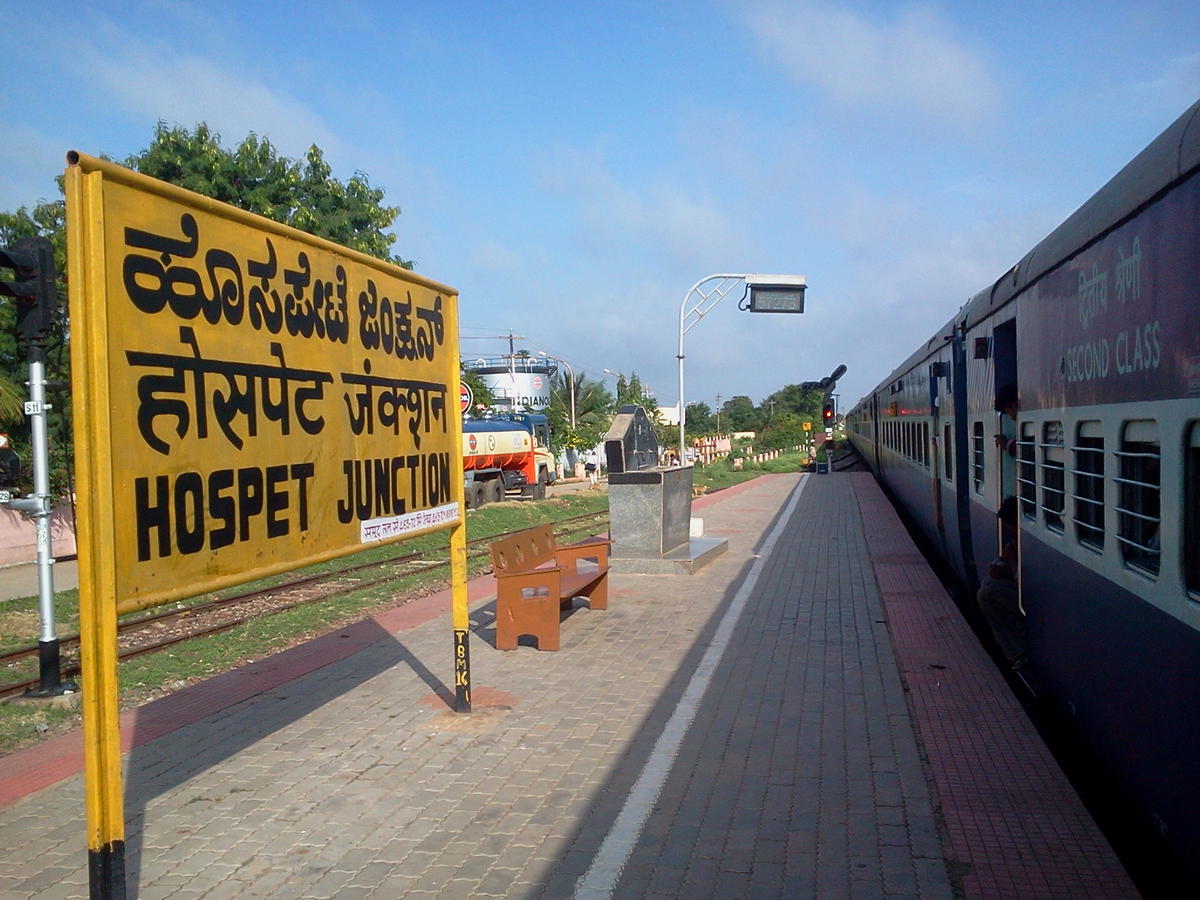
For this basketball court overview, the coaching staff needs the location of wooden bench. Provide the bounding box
[489,525,611,651]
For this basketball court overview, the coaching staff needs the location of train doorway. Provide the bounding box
[992,318,1019,575]
[993,318,1018,517]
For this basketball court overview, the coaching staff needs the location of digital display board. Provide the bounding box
[749,285,806,313]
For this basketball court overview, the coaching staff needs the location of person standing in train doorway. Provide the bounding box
[993,382,1020,548]
[994,382,1019,459]
[977,496,1029,670]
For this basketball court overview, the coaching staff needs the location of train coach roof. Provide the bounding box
[859,98,1200,409]
[974,97,1200,320]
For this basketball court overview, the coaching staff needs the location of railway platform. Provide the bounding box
[0,472,1135,898]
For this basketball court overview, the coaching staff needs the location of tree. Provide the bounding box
[125,122,412,267]
[545,370,614,453]
[0,376,21,421]
[721,395,762,433]
[614,372,658,417]
[763,383,823,420]
[459,367,495,414]
[760,411,807,450]
[1,202,71,492]
[685,402,715,435]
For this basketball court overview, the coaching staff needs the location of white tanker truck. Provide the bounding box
[461,413,556,508]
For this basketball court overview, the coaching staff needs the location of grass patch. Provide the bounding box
[692,450,809,493]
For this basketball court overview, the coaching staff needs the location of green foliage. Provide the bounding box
[763,383,824,419]
[459,367,495,414]
[545,369,614,452]
[685,401,715,435]
[720,395,762,432]
[613,371,668,444]
[0,374,23,423]
[125,122,412,267]
[759,410,808,450]
[692,449,808,493]
[0,202,73,493]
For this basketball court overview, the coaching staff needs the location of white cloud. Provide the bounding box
[742,1,1002,130]
[1123,52,1200,112]
[470,240,523,275]
[0,124,70,210]
[86,52,342,163]
[536,147,753,271]
[50,13,345,165]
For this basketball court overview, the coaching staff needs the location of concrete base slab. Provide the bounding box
[610,536,728,575]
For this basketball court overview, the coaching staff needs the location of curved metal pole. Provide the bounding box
[677,274,749,465]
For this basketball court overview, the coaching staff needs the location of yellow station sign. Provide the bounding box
[67,153,463,614]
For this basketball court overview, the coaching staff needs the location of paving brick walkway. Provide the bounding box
[0,472,1131,898]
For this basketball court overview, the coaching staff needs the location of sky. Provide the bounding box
[2,0,1198,414]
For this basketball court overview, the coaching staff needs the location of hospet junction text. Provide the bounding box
[133,451,453,560]
[112,204,461,584]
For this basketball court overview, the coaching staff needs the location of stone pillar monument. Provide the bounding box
[604,406,727,574]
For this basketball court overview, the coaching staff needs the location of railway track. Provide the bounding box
[0,510,608,700]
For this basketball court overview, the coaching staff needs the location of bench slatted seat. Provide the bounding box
[489,525,611,651]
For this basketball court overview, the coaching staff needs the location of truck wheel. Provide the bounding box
[532,478,546,500]
[486,479,505,504]
[469,482,486,509]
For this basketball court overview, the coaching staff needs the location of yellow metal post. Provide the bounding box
[451,521,471,712]
[67,159,127,899]
[448,294,472,711]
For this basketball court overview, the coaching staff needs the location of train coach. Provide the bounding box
[847,100,1200,876]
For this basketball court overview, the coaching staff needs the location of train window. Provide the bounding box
[1187,423,1200,598]
[1115,420,1160,578]
[972,422,985,492]
[943,423,953,482]
[921,422,929,468]
[1016,422,1037,520]
[1041,421,1065,533]
[1072,421,1105,553]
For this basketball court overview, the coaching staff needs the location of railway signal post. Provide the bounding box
[0,236,72,697]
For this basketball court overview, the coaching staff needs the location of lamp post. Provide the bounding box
[677,273,806,465]
[537,350,575,429]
